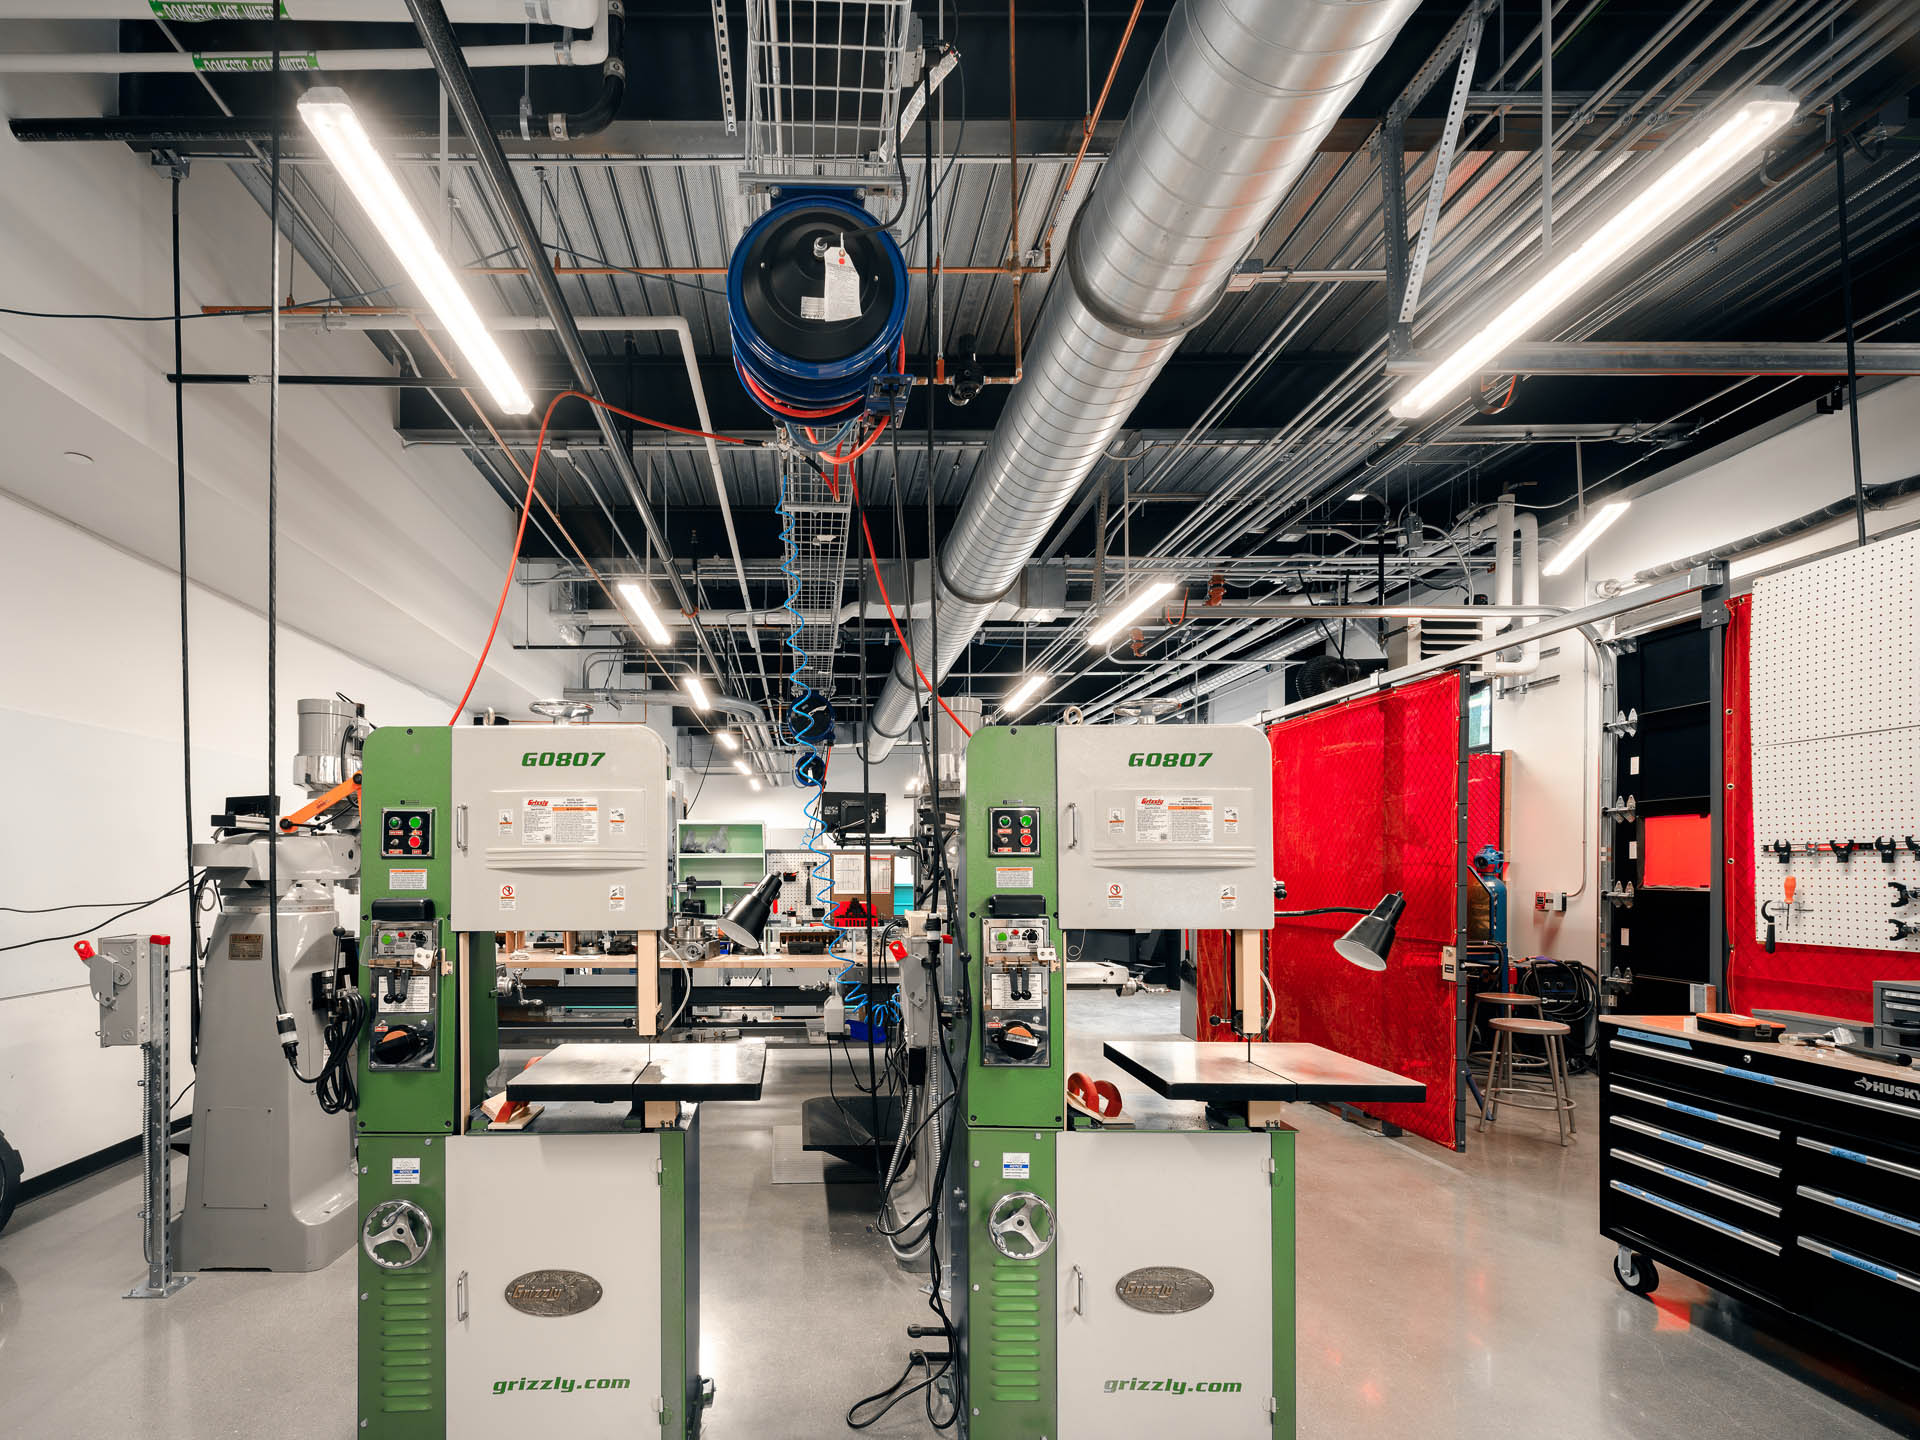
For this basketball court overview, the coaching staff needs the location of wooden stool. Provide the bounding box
[1477,1017,1576,1146]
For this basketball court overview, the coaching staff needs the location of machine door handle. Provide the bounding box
[1065,802,1080,851]
[456,1269,469,1322]
[1068,1264,1085,1316]
[455,804,469,852]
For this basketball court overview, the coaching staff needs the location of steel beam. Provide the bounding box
[1385,342,1920,376]
[1276,564,1728,716]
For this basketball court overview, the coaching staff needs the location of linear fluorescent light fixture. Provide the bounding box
[614,580,673,646]
[297,88,532,416]
[1541,500,1631,576]
[1002,673,1048,716]
[1087,579,1175,647]
[715,730,739,752]
[1389,88,1797,421]
[685,674,712,712]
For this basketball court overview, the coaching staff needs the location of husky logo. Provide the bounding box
[1855,1076,1920,1105]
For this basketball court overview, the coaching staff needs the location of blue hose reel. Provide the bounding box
[727,190,909,429]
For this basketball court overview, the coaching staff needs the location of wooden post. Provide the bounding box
[634,930,659,1038]
[1234,928,1265,1038]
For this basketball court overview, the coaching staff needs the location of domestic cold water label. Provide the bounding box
[521,795,599,846]
[389,867,428,892]
[391,1156,421,1186]
[1002,1152,1030,1180]
[995,866,1035,889]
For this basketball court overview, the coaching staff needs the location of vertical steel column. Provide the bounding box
[1703,583,1731,1007]
[1455,670,1471,1152]
[128,938,190,1299]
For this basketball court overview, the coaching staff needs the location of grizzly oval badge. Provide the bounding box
[504,1269,603,1317]
[1114,1266,1213,1315]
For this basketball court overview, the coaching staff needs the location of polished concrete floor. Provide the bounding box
[2,992,1915,1439]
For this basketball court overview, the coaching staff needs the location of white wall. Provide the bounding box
[0,495,451,1183]
[0,34,572,1184]
[1492,379,1920,970]
[682,731,925,832]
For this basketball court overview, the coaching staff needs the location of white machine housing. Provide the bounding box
[1054,725,1273,929]
[451,725,671,931]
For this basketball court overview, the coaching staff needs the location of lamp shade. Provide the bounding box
[717,872,785,951]
[1332,892,1404,971]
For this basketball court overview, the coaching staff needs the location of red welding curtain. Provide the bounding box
[1725,594,1920,1017]
[1263,674,1464,1149]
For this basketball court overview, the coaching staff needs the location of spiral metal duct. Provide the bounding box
[864,0,1421,755]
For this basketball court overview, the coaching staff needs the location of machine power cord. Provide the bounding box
[0,875,201,953]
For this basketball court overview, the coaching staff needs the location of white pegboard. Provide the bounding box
[1750,530,1920,746]
[1750,531,1920,952]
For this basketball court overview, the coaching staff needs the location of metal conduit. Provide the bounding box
[864,0,1423,756]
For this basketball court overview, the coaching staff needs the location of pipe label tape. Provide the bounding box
[153,2,282,17]
[193,51,319,72]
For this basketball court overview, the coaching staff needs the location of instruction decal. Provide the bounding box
[1001,1152,1030,1181]
[391,1156,421,1186]
[388,867,429,892]
[801,243,862,323]
[1223,805,1240,837]
[609,806,627,838]
[1219,884,1238,913]
[522,795,599,846]
[1134,793,1215,844]
[608,884,627,913]
[995,866,1035,889]
[497,807,515,837]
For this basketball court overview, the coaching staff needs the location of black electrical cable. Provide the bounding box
[0,877,200,953]
[312,988,371,1114]
[171,160,205,1077]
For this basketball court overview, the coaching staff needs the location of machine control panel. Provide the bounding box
[981,914,1052,1067]
[380,807,435,859]
[368,918,440,1071]
[988,805,1041,857]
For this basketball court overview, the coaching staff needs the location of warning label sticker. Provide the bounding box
[497,807,515,837]
[995,867,1035,889]
[609,806,627,838]
[799,244,862,323]
[1002,1152,1031,1180]
[1135,794,1217,844]
[522,796,599,846]
[1223,806,1240,837]
[498,883,518,912]
[1106,881,1126,910]
[389,867,429,892]
[1220,885,1239,912]
[608,884,627,913]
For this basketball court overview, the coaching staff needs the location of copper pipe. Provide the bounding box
[1040,0,1145,267]
[1006,0,1024,382]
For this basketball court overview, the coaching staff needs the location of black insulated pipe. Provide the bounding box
[8,5,625,146]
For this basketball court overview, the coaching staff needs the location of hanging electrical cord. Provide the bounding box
[0,876,202,954]
[169,158,205,1077]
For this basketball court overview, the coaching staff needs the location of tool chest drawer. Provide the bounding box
[1598,1019,1920,1378]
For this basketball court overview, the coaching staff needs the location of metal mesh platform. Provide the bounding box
[742,0,915,192]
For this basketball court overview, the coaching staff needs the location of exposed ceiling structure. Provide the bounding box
[8,0,1918,762]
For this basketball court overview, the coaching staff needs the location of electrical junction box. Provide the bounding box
[1054,725,1273,930]
[84,934,157,1047]
[449,725,670,932]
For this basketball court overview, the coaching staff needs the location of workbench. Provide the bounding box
[1598,1015,1920,1377]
